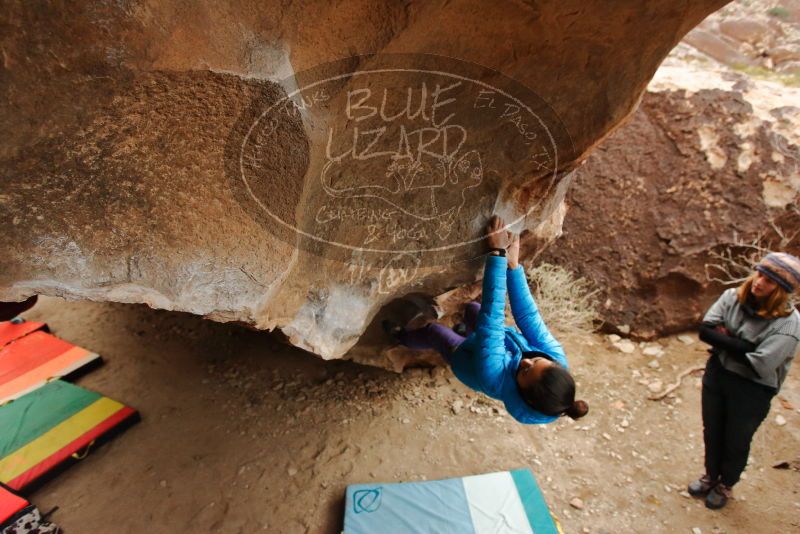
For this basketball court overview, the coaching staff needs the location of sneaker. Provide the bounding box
[687,475,717,497]
[705,483,732,509]
[381,320,403,341]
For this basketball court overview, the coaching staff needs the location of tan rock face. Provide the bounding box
[683,1,800,74]
[719,18,775,46]
[683,28,756,67]
[769,44,800,65]
[0,0,728,360]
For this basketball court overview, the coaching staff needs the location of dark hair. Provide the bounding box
[520,364,589,420]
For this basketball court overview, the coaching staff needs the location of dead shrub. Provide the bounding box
[521,262,601,335]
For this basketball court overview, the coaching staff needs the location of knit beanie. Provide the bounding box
[755,252,800,293]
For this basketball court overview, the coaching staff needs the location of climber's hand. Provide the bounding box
[486,216,509,251]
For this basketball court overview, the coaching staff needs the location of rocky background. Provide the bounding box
[684,0,800,76]
[539,0,800,340]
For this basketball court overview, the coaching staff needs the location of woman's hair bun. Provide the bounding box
[565,399,589,420]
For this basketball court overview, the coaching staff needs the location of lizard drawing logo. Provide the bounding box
[321,147,483,240]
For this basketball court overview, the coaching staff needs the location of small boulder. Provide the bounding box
[569,497,584,510]
[614,340,636,353]
[684,28,755,66]
[643,346,664,357]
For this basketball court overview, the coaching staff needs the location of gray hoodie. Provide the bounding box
[703,288,800,391]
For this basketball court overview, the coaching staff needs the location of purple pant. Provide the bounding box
[397,301,481,363]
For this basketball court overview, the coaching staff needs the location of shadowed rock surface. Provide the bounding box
[1,0,728,360]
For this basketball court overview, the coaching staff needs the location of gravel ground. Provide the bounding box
[15,296,800,533]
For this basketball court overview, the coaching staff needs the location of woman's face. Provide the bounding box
[516,356,554,389]
[751,272,778,299]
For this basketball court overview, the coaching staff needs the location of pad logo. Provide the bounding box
[353,488,382,513]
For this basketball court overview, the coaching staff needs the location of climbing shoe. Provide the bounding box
[705,483,732,509]
[687,475,717,497]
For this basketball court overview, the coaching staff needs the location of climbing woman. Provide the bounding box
[688,252,800,509]
[383,215,588,424]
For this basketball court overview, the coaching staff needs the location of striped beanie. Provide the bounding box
[756,252,800,293]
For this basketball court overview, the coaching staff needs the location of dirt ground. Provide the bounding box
[15,296,800,533]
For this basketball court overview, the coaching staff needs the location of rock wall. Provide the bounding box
[0,0,728,360]
[541,65,800,339]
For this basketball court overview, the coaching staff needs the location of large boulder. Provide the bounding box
[0,0,728,360]
[542,65,800,338]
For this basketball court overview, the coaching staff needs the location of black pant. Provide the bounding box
[702,355,775,486]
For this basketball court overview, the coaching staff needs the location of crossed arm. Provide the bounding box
[699,323,758,373]
[699,322,799,379]
[700,289,761,374]
[700,289,797,379]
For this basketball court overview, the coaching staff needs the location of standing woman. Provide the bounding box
[689,252,800,509]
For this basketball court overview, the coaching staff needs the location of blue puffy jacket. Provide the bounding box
[450,254,568,424]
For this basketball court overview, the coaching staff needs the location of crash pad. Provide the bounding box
[0,380,137,490]
[0,320,46,349]
[344,469,561,534]
[0,483,60,534]
[0,331,100,404]
[0,485,27,525]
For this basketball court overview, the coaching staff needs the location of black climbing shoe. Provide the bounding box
[382,320,403,341]
[452,322,468,337]
[705,483,732,509]
[687,475,717,497]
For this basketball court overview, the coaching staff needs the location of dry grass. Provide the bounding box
[522,262,601,335]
